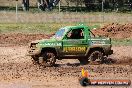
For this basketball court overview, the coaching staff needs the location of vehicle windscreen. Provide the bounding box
[89,30,95,37]
[52,28,66,39]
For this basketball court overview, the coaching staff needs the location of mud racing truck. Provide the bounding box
[27,25,113,66]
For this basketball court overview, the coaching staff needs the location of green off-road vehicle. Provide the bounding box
[27,25,113,66]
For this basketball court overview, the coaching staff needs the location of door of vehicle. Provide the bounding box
[62,28,87,56]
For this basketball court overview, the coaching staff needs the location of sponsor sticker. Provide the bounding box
[63,47,86,52]
[44,43,62,46]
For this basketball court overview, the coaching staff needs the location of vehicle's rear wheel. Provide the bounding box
[78,58,88,65]
[88,50,103,64]
[39,51,56,67]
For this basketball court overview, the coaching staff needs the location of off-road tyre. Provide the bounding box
[88,50,103,64]
[40,51,56,67]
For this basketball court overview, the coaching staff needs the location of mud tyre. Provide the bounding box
[40,51,56,67]
[88,50,103,64]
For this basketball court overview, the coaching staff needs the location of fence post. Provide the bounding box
[59,0,61,12]
[16,0,18,23]
[102,0,104,23]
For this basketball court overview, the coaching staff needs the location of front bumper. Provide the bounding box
[27,48,41,56]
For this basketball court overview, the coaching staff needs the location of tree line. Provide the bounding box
[84,0,132,11]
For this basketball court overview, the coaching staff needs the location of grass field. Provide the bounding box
[0,23,101,34]
[112,39,132,46]
[0,23,78,34]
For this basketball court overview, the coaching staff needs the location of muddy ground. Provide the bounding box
[0,45,131,88]
[0,23,132,88]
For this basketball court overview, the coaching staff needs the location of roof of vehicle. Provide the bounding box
[63,25,90,31]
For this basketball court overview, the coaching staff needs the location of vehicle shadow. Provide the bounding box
[54,57,117,67]
[54,63,81,67]
[102,57,117,64]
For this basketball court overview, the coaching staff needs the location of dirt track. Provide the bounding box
[0,43,132,88]
[0,45,131,88]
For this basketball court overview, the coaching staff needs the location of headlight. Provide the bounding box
[30,43,37,48]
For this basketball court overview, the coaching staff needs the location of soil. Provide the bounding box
[0,24,132,88]
[0,33,52,46]
[0,46,131,88]
[92,23,132,39]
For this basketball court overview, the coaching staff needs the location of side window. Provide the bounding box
[67,28,84,39]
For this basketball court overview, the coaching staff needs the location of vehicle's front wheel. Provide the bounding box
[88,50,103,64]
[39,51,56,67]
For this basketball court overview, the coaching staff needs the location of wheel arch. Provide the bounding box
[86,46,105,56]
[41,47,58,56]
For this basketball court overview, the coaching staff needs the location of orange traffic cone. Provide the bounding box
[81,68,88,77]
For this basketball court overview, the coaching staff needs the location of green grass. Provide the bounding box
[112,39,132,46]
[0,23,82,34]
[0,23,57,34]
[0,23,102,34]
